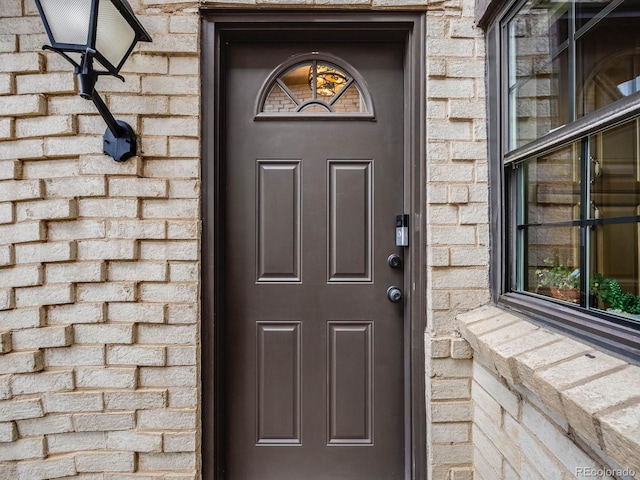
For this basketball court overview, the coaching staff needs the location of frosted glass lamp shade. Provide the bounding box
[35,0,151,74]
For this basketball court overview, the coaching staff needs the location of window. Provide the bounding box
[488,0,640,357]
[255,52,374,119]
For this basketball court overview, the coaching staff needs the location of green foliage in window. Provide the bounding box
[536,257,580,290]
[591,274,640,315]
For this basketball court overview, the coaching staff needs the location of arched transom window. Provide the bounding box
[256,52,374,119]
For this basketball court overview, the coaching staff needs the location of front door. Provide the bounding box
[222,39,406,479]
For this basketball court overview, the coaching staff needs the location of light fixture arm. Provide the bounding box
[42,46,137,162]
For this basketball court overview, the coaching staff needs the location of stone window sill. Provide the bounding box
[457,305,640,476]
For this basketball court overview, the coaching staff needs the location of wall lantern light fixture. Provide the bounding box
[34,0,152,162]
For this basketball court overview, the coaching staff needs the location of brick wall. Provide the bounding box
[460,306,640,480]
[425,0,490,478]
[0,1,200,477]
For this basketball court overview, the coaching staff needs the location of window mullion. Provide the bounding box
[580,137,591,306]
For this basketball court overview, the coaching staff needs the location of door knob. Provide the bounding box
[387,286,403,303]
[387,254,402,269]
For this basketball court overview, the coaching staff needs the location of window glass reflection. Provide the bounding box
[577,0,640,116]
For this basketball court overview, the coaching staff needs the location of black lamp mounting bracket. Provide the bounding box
[43,45,137,162]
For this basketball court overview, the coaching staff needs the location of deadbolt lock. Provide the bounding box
[388,254,402,269]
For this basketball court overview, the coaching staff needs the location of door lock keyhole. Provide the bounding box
[387,254,402,269]
[387,286,403,303]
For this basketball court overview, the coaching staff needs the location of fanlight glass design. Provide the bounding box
[260,56,373,116]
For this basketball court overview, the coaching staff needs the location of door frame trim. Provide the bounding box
[201,10,427,479]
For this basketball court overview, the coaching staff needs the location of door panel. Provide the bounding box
[223,41,405,480]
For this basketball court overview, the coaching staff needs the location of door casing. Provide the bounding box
[201,10,427,479]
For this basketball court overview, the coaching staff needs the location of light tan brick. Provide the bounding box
[107,302,165,324]
[0,351,43,375]
[0,437,45,462]
[108,261,168,282]
[0,265,42,288]
[15,456,77,480]
[120,53,169,74]
[104,389,166,410]
[45,176,106,197]
[0,398,43,422]
[47,302,105,325]
[141,117,199,137]
[0,53,43,73]
[75,451,135,472]
[46,432,106,454]
[0,139,44,160]
[48,219,106,241]
[140,240,198,261]
[533,352,626,416]
[0,35,17,52]
[0,422,17,443]
[0,160,20,180]
[0,245,13,266]
[107,219,166,239]
[144,159,198,178]
[137,452,196,472]
[79,154,141,175]
[141,76,199,96]
[167,220,199,239]
[166,345,196,366]
[139,283,198,303]
[107,345,165,366]
[14,416,71,441]
[43,391,104,414]
[0,307,44,330]
[109,95,169,114]
[46,262,105,283]
[74,323,134,345]
[164,431,197,452]
[15,284,75,308]
[137,324,196,345]
[599,403,640,475]
[76,366,137,389]
[107,430,163,452]
[73,412,136,432]
[169,262,198,282]
[0,94,46,117]
[136,409,196,430]
[77,240,138,260]
[15,115,76,139]
[77,198,139,218]
[0,179,43,202]
[169,179,199,199]
[22,159,79,179]
[16,72,75,95]
[76,282,136,303]
[108,177,169,198]
[12,369,74,395]
[0,288,13,311]
[166,304,197,325]
[11,325,73,350]
[15,241,76,264]
[0,202,12,224]
[562,367,640,445]
[0,118,11,139]
[139,366,196,388]
[44,345,105,368]
[15,198,77,221]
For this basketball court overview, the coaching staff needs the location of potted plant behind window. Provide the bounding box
[536,256,580,303]
[590,274,640,320]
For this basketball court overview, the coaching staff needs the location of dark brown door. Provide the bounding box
[223,41,406,479]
